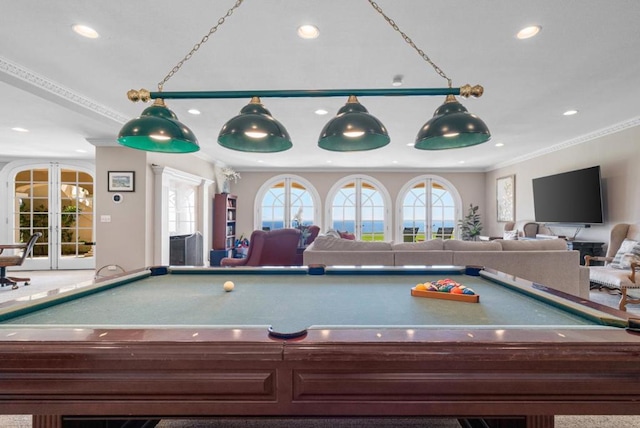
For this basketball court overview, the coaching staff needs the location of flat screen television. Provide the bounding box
[532,166,604,224]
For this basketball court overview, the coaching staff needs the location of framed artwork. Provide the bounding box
[108,171,135,192]
[496,175,515,222]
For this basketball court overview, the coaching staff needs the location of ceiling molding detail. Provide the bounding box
[489,115,640,171]
[0,56,128,124]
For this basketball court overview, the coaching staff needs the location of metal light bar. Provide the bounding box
[126,85,484,103]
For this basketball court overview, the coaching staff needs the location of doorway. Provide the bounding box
[2,161,95,270]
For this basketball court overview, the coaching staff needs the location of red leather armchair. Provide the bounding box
[304,225,320,246]
[220,228,301,267]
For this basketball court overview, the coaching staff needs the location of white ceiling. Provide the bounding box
[1,0,639,172]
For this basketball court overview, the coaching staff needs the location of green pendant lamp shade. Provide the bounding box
[218,97,292,153]
[415,94,491,150]
[318,95,390,151]
[117,99,199,153]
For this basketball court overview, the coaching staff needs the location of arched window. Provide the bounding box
[398,176,462,242]
[327,175,391,241]
[255,175,320,231]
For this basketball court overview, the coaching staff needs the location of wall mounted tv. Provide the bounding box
[532,165,604,225]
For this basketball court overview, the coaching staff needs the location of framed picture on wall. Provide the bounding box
[496,175,515,222]
[108,171,135,192]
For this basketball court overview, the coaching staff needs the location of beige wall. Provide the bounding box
[95,147,147,272]
[95,147,216,271]
[484,125,640,244]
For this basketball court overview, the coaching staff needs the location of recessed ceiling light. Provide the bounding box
[563,109,578,116]
[391,75,403,87]
[392,160,398,164]
[72,24,100,39]
[11,127,29,133]
[516,25,541,40]
[315,108,328,115]
[406,143,414,147]
[297,24,319,39]
[76,149,87,153]
[458,160,465,164]
[188,108,201,115]
[326,160,332,163]
[495,142,504,147]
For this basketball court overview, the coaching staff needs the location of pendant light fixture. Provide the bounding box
[366,0,491,150]
[415,94,491,150]
[117,98,199,153]
[119,0,490,154]
[318,95,389,151]
[218,97,292,153]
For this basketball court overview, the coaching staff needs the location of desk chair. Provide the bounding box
[0,232,42,290]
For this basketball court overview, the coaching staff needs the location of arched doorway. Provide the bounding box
[1,160,95,270]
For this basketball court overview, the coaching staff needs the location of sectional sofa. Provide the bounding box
[303,236,590,298]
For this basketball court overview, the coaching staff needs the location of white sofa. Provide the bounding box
[303,236,590,298]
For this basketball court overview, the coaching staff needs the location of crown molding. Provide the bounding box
[0,56,128,124]
[488,116,640,171]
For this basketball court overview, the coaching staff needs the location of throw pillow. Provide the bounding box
[610,239,640,269]
[503,230,518,240]
[338,231,356,240]
[324,228,341,239]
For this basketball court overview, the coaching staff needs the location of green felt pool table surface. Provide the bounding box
[0,266,626,333]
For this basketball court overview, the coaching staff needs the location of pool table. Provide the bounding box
[1,265,640,428]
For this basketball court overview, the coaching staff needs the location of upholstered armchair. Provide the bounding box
[503,221,552,239]
[221,228,301,267]
[304,225,320,246]
[585,223,640,311]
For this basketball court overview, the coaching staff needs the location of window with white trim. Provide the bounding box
[327,175,390,241]
[255,175,319,231]
[399,176,462,242]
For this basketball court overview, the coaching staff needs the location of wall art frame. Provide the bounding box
[108,171,135,192]
[496,174,515,222]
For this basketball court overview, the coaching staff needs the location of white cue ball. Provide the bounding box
[223,280,235,292]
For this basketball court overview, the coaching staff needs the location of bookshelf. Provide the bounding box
[213,193,237,255]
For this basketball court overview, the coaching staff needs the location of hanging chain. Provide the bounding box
[157,0,245,92]
[367,0,452,88]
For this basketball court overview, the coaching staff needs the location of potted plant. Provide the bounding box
[458,204,483,241]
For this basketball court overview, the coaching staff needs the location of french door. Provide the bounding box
[5,161,95,270]
[329,176,389,241]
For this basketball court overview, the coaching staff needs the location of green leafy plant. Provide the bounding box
[458,204,483,241]
[60,205,80,247]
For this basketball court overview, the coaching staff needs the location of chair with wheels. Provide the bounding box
[0,232,42,290]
